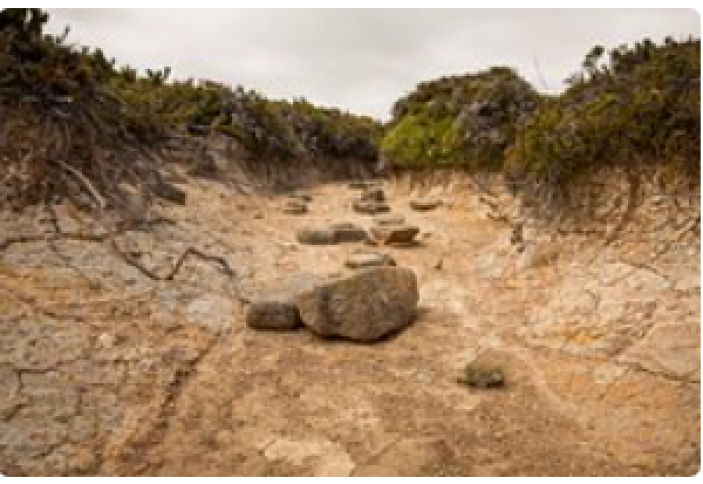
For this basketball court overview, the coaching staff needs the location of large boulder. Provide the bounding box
[370,224,420,245]
[296,267,419,342]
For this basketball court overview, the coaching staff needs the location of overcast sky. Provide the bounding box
[45,9,700,120]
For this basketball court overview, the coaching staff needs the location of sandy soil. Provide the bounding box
[0,175,699,476]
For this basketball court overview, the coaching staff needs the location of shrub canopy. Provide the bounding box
[381,67,543,170]
[506,38,701,187]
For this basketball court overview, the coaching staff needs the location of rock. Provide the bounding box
[409,197,442,211]
[246,300,302,330]
[282,200,308,215]
[457,363,505,388]
[253,212,264,220]
[352,199,390,215]
[296,228,337,245]
[373,214,405,226]
[345,252,396,269]
[348,181,377,190]
[370,224,420,245]
[289,193,313,203]
[246,275,321,330]
[297,223,367,245]
[153,181,187,205]
[360,187,385,202]
[329,222,368,243]
[296,266,419,342]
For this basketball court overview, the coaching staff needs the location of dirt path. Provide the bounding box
[0,176,699,476]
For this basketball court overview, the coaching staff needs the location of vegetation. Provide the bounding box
[1,8,698,219]
[0,8,381,216]
[381,37,700,201]
[506,37,700,190]
[0,8,170,213]
[381,67,543,170]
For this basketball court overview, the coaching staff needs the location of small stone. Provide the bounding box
[97,333,116,350]
[352,200,390,215]
[345,252,396,269]
[153,181,187,205]
[289,193,313,203]
[457,364,505,388]
[296,228,337,245]
[282,200,308,215]
[246,275,321,330]
[373,214,405,226]
[348,181,377,190]
[253,212,264,219]
[330,222,368,243]
[410,197,442,211]
[246,300,303,330]
[370,225,420,245]
[360,187,385,202]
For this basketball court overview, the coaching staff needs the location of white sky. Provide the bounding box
[45,9,700,120]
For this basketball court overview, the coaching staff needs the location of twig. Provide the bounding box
[56,160,106,211]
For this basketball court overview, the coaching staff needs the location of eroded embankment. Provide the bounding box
[0,164,699,476]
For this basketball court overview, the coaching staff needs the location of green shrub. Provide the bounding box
[0,8,382,213]
[506,38,701,188]
[381,67,543,170]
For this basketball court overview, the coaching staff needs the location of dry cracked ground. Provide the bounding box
[0,170,699,476]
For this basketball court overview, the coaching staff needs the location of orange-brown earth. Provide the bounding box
[0,169,699,476]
